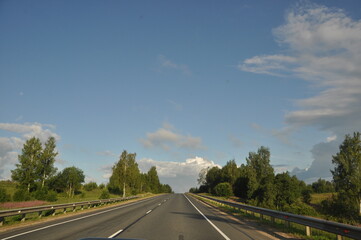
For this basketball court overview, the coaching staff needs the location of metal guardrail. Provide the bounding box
[0,196,138,226]
[195,194,361,240]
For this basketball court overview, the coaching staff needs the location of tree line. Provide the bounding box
[190,132,361,223]
[1,137,172,203]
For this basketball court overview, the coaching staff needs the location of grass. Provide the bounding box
[0,180,124,209]
[310,193,334,205]
[192,194,352,240]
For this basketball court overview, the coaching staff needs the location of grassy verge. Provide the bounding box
[0,193,155,229]
[191,194,352,240]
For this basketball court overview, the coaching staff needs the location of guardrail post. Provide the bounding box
[305,226,311,236]
[38,211,43,218]
[0,217,4,226]
[337,235,343,240]
[21,214,26,222]
[72,206,76,212]
[260,214,264,220]
[63,208,67,214]
[271,216,275,224]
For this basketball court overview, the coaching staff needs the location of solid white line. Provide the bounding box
[108,229,123,238]
[146,210,152,214]
[183,194,231,240]
[0,197,156,240]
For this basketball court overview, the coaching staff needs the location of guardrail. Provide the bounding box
[0,196,138,226]
[194,194,361,240]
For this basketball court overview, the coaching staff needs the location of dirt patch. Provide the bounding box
[0,200,48,209]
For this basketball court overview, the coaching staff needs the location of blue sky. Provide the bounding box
[1,0,361,192]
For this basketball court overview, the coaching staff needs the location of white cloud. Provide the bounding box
[157,55,191,75]
[239,3,361,182]
[138,156,220,193]
[140,123,205,151]
[0,122,60,179]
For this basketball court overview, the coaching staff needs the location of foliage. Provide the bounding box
[98,183,105,189]
[330,132,361,221]
[108,150,171,195]
[11,137,58,193]
[37,137,58,189]
[51,167,85,198]
[214,182,233,197]
[99,189,110,199]
[83,182,98,191]
[0,188,11,202]
[274,172,301,210]
[33,188,58,202]
[11,137,43,192]
[302,188,312,204]
[205,167,222,193]
[311,178,335,193]
[13,189,31,202]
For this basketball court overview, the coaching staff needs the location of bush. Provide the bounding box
[13,189,31,201]
[83,182,98,191]
[99,189,110,199]
[0,188,11,202]
[98,183,105,189]
[46,190,58,202]
[33,189,58,202]
[214,182,233,197]
[283,201,318,216]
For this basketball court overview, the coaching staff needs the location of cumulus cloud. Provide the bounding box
[138,157,220,193]
[157,55,191,75]
[140,123,205,151]
[240,3,361,182]
[0,122,60,179]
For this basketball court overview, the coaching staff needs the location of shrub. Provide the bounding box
[83,182,98,191]
[13,189,31,201]
[99,189,110,199]
[0,188,11,202]
[98,183,105,189]
[214,182,233,197]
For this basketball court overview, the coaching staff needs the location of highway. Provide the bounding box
[0,194,291,240]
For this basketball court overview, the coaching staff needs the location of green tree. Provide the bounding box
[221,159,240,189]
[0,188,11,202]
[205,167,222,193]
[331,132,361,219]
[109,151,141,197]
[147,166,161,193]
[214,182,233,197]
[246,146,275,207]
[55,167,85,198]
[274,172,301,210]
[311,178,335,193]
[38,137,58,189]
[11,137,43,192]
[234,164,258,200]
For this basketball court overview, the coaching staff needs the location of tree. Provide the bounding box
[147,166,161,193]
[205,167,222,193]
[234,164,258,199]
[38,137,58,189]
[274,172,301,210]
[221,159,240,188]
[311,178,334,193]
[108,151,141,197]
[331,132,361,219]
[246,146,275,207]
[214,182,233,197]
[54,167,85,198]
[11,137,42,192]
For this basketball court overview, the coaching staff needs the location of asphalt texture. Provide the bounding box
[0,194,289,240]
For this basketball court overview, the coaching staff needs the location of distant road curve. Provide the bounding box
[0,194,290,240]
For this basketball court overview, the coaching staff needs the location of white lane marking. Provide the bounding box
[0,197,158,240]
[184,194,231,240]
[108,228,123,238]
[146,210,152,214]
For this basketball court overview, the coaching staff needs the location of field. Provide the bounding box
[0,180,121,209]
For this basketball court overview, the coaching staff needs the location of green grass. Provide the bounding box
[0,180,17,196]
[192,194,352,240]
[310,193,334,205]
[0,180,123,207]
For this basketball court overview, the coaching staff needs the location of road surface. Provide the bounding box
[0,194,292,240]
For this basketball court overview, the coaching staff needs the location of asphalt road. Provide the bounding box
[0,194,291,240]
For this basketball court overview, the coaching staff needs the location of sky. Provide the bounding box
[1,0,361,193]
